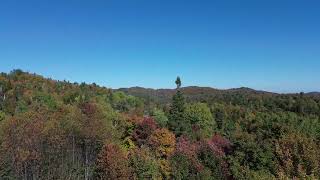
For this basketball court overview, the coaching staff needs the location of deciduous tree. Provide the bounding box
[96,143,132,179]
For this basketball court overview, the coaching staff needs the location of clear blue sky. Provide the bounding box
[1,0,319,93]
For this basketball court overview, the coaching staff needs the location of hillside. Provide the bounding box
[0,70,320,179]
[118,86,320,116]
[118,86,273,103]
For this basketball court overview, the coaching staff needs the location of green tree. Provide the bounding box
[175,76,181,89]
[129,147,161,179]
[0,111,5,121]
[170,153,199,179]
[150,108,168,128]
[185,103,216,139]
[168,77,190,136]
[211,103,227,130]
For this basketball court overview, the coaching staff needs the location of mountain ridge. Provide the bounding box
[117,86,320,106]
[117,86,320,95]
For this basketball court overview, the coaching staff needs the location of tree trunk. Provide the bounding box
[85,145,88,180]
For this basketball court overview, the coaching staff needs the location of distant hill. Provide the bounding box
[306,92,320,96]
[117,86,320,116]
[117,86,276,104]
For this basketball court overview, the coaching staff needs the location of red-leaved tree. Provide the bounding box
[96,143,132,180]
[132,117,157,146]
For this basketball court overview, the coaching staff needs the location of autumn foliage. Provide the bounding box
[132,117,158,146]
[1,70,320,179]
[148,128,176,159]
[96,143,131,179]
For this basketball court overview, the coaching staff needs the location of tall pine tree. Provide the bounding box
[168,77,190,136]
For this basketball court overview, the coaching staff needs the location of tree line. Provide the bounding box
[0,70,320,179]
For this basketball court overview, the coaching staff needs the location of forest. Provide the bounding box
[0,69,320,180]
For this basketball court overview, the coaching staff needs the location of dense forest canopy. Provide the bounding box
[0,70,320,179]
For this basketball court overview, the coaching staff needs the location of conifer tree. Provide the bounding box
[168,77,190,136]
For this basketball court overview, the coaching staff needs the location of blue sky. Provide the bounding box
[0,0,319,93]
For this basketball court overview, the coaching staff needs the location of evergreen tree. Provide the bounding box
[175,76,181,89]
[168,77,190,136]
